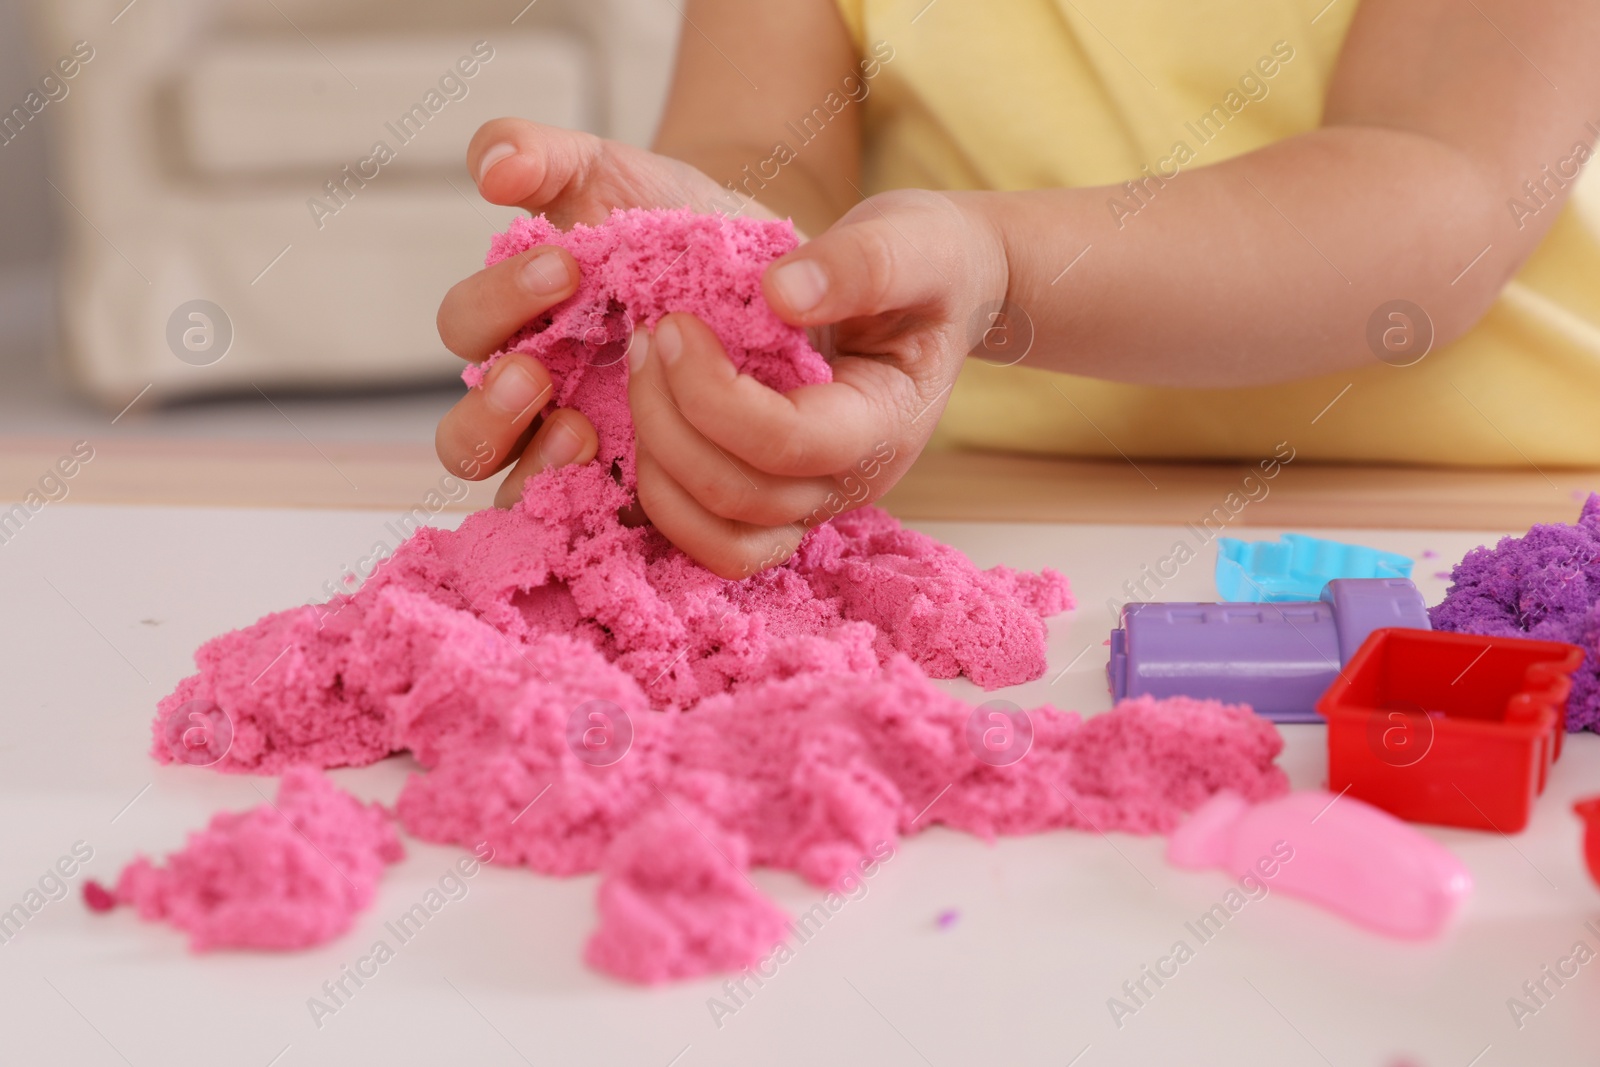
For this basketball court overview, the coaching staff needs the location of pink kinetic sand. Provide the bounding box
[93,768,402,950]
[142,209,1290,983]
[463,208,830,490]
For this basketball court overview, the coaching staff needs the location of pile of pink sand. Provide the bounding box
[126,209,1288,982]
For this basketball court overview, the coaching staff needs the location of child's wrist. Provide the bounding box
[943,190,1017,368]
[945,190,1013,310]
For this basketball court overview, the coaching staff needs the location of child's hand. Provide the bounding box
[435,119,773,504]
[628,189,1009,578]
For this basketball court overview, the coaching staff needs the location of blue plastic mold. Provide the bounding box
[1214,533,1414,603]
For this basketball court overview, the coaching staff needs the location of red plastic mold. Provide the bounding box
[1576,796,1600,889]
[1316,628,1584,833]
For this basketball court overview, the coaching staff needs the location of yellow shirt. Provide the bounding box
[834,0,1600,467]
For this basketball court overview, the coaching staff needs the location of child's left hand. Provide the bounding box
[627,188,1008,578]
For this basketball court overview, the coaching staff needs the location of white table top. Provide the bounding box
[2,504,1596,1067]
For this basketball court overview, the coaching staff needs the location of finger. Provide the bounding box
[468,118,741,224]
[467,119,609,222]
[493,408,600,508]
[762,193,967,327]
[635,444,805,581]
[627,328,839,525]
[435,353,553,480]
[437,244,578,363]
[651,313,914,478]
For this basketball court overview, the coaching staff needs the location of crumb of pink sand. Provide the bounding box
[82,881,115,912]
[94,768,402,951]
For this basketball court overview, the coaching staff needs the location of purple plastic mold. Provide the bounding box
[1107,578,1431,723]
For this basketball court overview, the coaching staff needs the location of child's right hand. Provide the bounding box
[434,119,770,504]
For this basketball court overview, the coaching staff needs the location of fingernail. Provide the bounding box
[477,143,516,185]
[771,260,828,314]
[655,318,682,365]
[537,420,583,468]
[487,361,546,417]
[628,328,649,373]
[521,250,570,295]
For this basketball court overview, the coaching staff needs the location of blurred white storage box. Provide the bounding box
[32,0,678,406]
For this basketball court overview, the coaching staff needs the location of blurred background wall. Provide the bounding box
[0,1,55,267]
[0,0,59,381]
[0,0,679,440]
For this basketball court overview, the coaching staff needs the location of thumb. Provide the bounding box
[469,118,608,224]
[762,199,952,327]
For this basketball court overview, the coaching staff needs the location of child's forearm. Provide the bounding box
[973,0,1600,389]
[649,0,863,240]
[973,126,1518,388]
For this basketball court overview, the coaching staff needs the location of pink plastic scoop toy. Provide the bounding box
[1167,790,1472,940]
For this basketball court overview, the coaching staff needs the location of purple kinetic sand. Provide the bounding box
[1430,494,1600,731]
